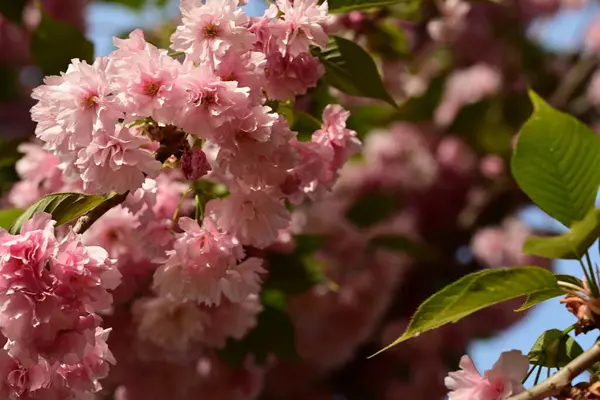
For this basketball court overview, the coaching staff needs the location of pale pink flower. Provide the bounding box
[200,294,262,348]
[75,124,161,194]
[435,64,501,127]
[363,123,438,190]
[153,217,264,305]
[7,143,66,208]
[312,104,361,172]
[170,0,254,64]
[445,351,528,400]
[180,148,211,180]
[82,206,142,261]
[31,58,122,153]
[0,351,53,399]
[205,188,291,248]
[216,50,266,99]
[112,29,148,58]
[178,65,251,139]
[57,328,116,393]
[0,213,119,366]
[436,136,477,175]
[427,0,471,42]
[110,40,184,122]
[264,52,323,100]
[275,0,329,56]
[133,296,210,351]
[283,139,334,203]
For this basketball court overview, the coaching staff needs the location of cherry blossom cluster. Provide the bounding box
[10,0,363,396]
[0,213,121,399]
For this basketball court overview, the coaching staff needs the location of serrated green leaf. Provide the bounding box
[327,0,414,13]
[511,91,600,227]
[528,329,583,368]
[31,9,94,75]
[315,36,397,108]
[516,288,564,311]
[371,266,557,356]
[0,209,24,230]
[0,0,27,24]
[346,192,399,228]
[368,234,433,260]
[9,193,111,234]
[523,208,600,260]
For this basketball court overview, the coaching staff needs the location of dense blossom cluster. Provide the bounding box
[1,0,366,397]
[1,0,593,397]
[0,213,120,398]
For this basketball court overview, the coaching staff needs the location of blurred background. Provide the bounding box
[1,0,600,398]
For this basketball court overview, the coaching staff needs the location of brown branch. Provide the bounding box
[72,191,130,235]
[549,56,597,109]
[508,340,600,400]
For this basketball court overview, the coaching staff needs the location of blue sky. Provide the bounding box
[85,0,600,389]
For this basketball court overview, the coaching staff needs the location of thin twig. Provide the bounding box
[508,340,600,400]
[72,191,130,235]
[549,56,597,109]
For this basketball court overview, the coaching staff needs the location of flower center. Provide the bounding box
[144,81,161,96]
[82,94,97,109]
[203,24,219,39]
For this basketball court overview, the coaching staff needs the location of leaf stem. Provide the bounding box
[522,365,538,384]
[172,187,193,229]
[73,191,129,235]
[168,51,185,57]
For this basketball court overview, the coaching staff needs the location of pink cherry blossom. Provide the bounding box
[264,51,323,100]
[110,39,184,123]
[275,0,329,56]
[31,58,121,153]
[312,104,361,172]
[170,0,255,65]
[153,217,264,306]
[205,188,291,248]
[445,351,528,400]
[57,328,116,393]
[178,65,251,139]
[112,29,148,58]
[75,124,162,194]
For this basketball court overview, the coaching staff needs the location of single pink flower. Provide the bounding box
[75,124,161,194]
[275,0,329,56]
[170,0,254,64]
[312,104,361,172]
[445,351,529,400]
[205,188,291,248]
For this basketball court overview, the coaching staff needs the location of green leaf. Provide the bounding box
[314,36,397,108]
[528,329,583,368]
[0,0,27,24]
[0,209,24,230]
[346,192,398,229]
[371,266,557,356]
[292,111,321,142]
[327,0,413,13]
[31,9,94,75]
[516,274,581,312]
[511,91,600,227]
[368,234,433,260]
[516,288,564,312]
[218,291,299,366]
[9,193,111,234]
[523,208,600,260]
